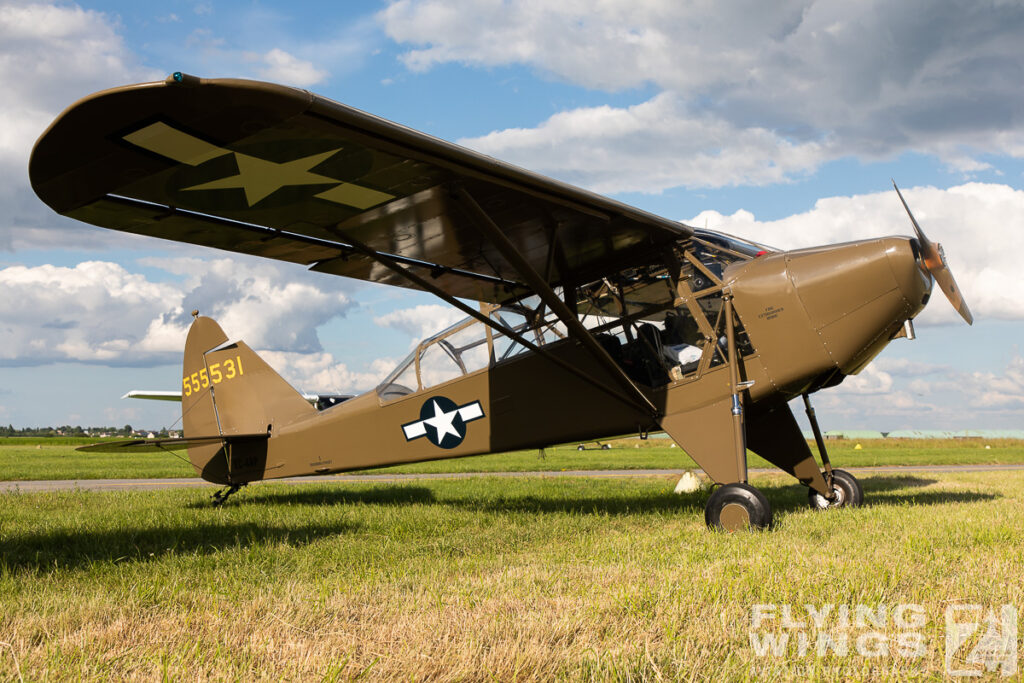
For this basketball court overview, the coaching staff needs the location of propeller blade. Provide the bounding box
[892,181,973,325]
[930,254,973,324]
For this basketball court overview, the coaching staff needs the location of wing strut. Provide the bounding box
[453,187,660,419]
[324,225,654,418]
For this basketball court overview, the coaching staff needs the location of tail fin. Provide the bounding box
[182,316,315,482]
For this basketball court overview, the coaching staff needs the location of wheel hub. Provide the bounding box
[719,502,751,531]
[810,484,845,509]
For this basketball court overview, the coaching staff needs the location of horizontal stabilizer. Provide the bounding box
[122,388,351,409]
[76,433,268,453]
[122,390,183,402]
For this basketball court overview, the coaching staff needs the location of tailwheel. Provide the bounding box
[808,469,863,510]
[211,483,246,507]
[705,483,773,531]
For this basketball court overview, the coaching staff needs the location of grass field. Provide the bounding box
[1,470,1022,680]
[2,437,1024,481]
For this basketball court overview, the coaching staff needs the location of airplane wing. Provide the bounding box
[30,74,691,304]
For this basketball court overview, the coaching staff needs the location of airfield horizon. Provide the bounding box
[2,438,1024,482]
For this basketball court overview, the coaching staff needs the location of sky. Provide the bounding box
[1,0,1023,432]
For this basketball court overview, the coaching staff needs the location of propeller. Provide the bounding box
[892,181,973,325]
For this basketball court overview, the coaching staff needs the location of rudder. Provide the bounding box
[182,316,315,482]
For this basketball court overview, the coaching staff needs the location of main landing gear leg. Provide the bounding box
[211,483,246,507]
[660,296,773,531]
[802,393,863,510]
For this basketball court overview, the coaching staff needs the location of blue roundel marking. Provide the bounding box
[401,396,485,450]
[420,396,465,449]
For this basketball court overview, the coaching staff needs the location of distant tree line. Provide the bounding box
[0,425,174,438]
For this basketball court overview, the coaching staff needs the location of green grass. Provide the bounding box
[1,471,1022,680]
[2,438,1023,481]
[0,443,196,480]
[371,438,1024,474]
[0,437,123,446]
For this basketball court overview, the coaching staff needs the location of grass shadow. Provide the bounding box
[242,484,438,508]
[0,518,359,574]
[246,481,705,517]
[766,475,999,516]
[860,475,937,491]
[238,476,999,519]
[461,491,706,516]
[863,489,1000,506]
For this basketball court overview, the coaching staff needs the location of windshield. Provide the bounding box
[376,303,566,400]
[694,229,776,257]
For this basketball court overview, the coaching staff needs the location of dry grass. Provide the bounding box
[1,471,1023,680]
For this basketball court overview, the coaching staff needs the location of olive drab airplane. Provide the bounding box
[29,73,973,529]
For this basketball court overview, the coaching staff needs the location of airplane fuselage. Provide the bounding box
[195,235,929,487]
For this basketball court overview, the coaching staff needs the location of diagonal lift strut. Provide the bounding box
[453,186,660,420]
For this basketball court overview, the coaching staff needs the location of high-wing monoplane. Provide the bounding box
[29,73,972,529]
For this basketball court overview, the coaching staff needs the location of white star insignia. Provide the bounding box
[422,399,462,445]
[402,399,485,446]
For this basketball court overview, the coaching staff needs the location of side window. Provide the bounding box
[490,309,531,363]
[535,317,567,346]
[418,341,464,389]
[443,324,490,375]
[377,351,419,400]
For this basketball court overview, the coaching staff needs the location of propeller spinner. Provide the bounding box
[892,181,973,325]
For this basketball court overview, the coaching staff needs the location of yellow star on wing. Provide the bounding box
[183,149,342,206]
[123,123,396,209]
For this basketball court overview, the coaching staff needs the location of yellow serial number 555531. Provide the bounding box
[182,355,245,397]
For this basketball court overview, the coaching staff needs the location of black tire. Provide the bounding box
[577,444,585,451]
[705,483,772,531]
[601,443,611,450]
[808,469,863,509]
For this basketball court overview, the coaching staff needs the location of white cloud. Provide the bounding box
[254,48,328,87]
[873,357,949,377]
[374,304,465,346]
[834,364,893,395]
[688,183,1024,324]
[460,93,829,192]
[259,351,396,394]
[135,256,358,353]
[0,257,357,366]
[811,352,1024,429]
[0,261,182,365]
[382,0,1024,190]
[965,355,1024,409]
[0,2,159,251]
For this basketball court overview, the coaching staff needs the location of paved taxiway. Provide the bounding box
[2,464,1022,493]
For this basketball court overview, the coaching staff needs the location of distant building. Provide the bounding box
[886,429,1024,439]
[823,430,885,440]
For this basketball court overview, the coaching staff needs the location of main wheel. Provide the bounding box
[808,469,863,509]
[705,483,772,531]
[576,444,585,451]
